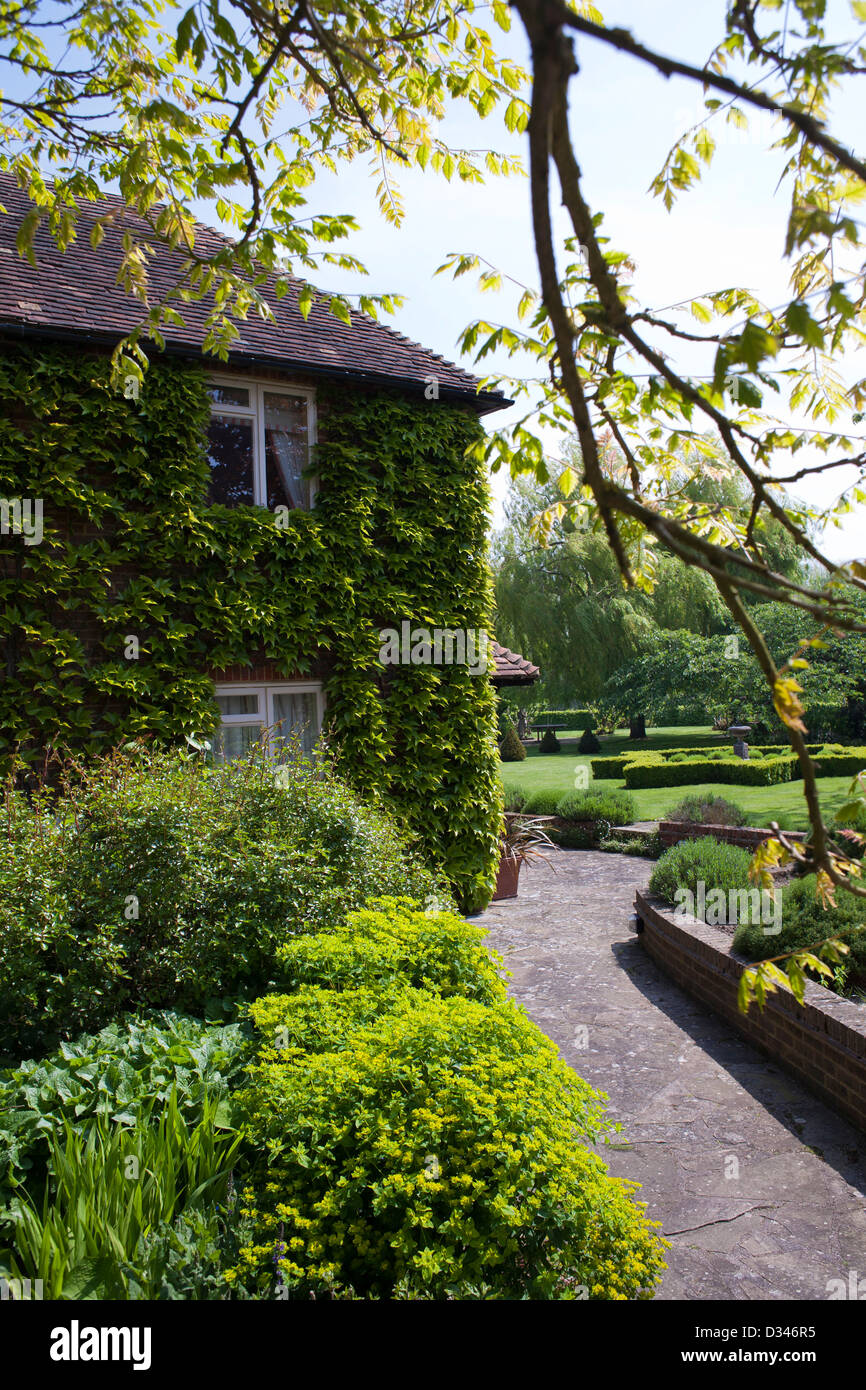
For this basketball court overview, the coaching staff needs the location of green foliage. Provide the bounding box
[503,784,531,811]
[650,837,755,918]
[229,988,666,1299]
[0,746,445,1061]
[276,898,507,1005]
[0,1012,253,1191]
[665,795,749,828]
[0,345,502,911]
[0,1092,243,1300]
[538,728,561,754]
[578,728,602,754]
[734,876,866,984]
[622,748,799,789]
[536,708,593,729]
[522,789,562,816]
[556,789,635,825]
[500,724,527,761]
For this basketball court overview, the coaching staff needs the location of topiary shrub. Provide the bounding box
[649,837,755,921]
[276,898,507,1004]
[664,795,749,828]
[734,876,866,984]
[500,724,527,761]
[578,729,601,754]
[0,746,447,1062]
[539,729,561,754]
[229,989,667,1300]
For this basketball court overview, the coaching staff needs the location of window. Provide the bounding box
[205,378,316,510]
[213,682,324,762]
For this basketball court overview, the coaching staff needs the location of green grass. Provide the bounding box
[501,725,860,830]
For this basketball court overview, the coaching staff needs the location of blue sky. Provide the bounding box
[292,0,866,561]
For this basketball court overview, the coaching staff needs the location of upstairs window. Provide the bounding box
[206,379,316,510]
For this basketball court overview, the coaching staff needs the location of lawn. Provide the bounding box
[500,725,860,831]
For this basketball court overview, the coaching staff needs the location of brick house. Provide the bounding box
[0,175,531,905]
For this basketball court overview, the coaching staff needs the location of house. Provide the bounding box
[0,175,518,908]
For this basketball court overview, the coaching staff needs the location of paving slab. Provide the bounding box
[475,849,866,1301]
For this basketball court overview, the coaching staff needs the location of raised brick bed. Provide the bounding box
[658,820,806,851]
[635,889,866,1133]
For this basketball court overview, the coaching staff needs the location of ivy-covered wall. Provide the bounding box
[0,343,502,910]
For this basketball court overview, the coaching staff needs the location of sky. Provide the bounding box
[286,0,866,562]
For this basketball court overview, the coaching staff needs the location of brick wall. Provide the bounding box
[658,820,806,851]
[635,890,866,1133]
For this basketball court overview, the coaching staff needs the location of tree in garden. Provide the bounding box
[5,0,866,998]
[444,0,866,951]
[0,0,525,381]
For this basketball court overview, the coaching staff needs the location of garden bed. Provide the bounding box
[635,890,866,1134]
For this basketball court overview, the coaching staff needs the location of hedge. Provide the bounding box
[535,709,594,730]
[589,743,864,790]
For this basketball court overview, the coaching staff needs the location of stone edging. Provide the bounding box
[635,889,866,1133]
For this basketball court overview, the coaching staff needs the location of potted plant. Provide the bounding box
[492,813,556,901]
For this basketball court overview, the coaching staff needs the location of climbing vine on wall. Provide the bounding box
[0,344,501,910]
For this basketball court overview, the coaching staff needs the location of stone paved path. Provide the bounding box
[476,850,866,1300]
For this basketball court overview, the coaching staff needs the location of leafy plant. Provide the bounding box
[229,990,666,1300]
[734,876,866,988]
[0,1012,253,1190]
[577,728,601,754]
[556,789,635,825]
[538,729,561,754]
[649,837,755,919]
[0,1092,243,1300]
[664,795,749,828]
[276,897,507,1004]
[0,745,446,1060]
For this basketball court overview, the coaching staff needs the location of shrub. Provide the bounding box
[276,898,507,1005]
[503,784,531,812]
[523,789,563,816]
[0,746,447,1061]
[734,876,866,982]
[577,729,602,754]
[664,795,749,828]
[229,991,666,1300]
[500,725,527,761]
[539,729,561,754]
[649,837,755,921]
[556,789,636,825]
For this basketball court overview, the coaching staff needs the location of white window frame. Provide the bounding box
[213,681,325,760]
[207,375,318,509]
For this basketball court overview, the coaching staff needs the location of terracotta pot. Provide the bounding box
[492,852,521,901]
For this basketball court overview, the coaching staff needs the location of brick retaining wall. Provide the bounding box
[658,820,806,851]
[635,890,866,1133]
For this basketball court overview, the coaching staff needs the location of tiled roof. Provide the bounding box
[0,176,508,413]
[491,641,540,685]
